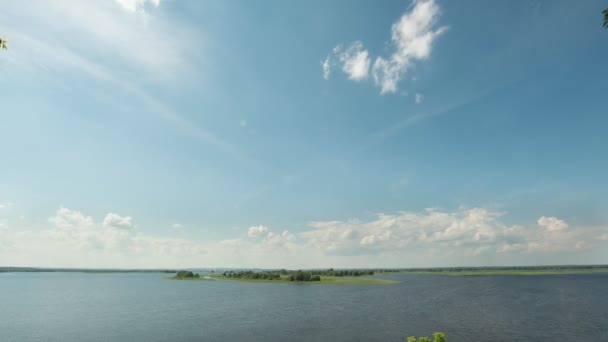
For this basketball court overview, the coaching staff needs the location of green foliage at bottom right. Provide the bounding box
[407,332,446,342]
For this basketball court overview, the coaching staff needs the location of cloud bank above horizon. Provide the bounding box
[1,206,606,269]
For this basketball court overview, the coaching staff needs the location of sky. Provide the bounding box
[1,0,607,269]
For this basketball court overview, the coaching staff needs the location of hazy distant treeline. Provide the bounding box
[0,267,177,273]
[400,265,608,272]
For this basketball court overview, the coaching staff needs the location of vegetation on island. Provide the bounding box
[222,268,378,282]
[172,271,201,279]
[207,269,397,284]
[604,8,608,28]
[223,270,283,280]
[407,332,446,342]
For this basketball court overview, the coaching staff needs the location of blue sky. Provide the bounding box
[1,0,607,268]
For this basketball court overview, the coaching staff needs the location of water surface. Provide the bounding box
[1,272,606,341]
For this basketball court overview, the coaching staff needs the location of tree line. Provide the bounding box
[222,270,282,280]
[174,271,200,279]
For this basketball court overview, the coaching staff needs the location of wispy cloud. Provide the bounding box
[322,0,447,94]
[321,57,331,80]
[0,1,243,161]
[0,0,188,79]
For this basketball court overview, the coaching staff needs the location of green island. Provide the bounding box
[168,265,608,283]
[171,268,397,285]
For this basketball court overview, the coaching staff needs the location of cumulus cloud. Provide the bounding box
[298,209,598,257]
[103,213,135,229]
[537,216,568,231]
[2,207,605,269]
[415,93,424,104]
[49,207,95,230]
[2,207,207,268]
[115,0,161,13]
[361,230,393,246]
[338,42,371,81]
[322,42,370,81]
[322,0,447,94]
[248,225,270,238]
[171,223,184,229]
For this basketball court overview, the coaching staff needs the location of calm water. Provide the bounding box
[0,272,606,341]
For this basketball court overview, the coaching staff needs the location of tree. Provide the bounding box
[406,332,446,342]
[604,8,608,28]
[0,37,7,50]
[432,332,446,342]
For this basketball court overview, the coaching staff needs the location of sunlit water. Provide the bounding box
[1,272,606,341]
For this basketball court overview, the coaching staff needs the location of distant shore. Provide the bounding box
[4,265,608,277]
[398,267,608,276]
[0,267,177,273]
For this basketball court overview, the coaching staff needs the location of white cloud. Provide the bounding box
[115,0,161,13]
[2,207,605,269]
[537,216,568,232]
[361,230,393,246]
[248,225,269,238]
[338,42,371,81]
[321,57,332,80]
[372,0,447,94]
[321,42,370,81]
[103,213,135,229]
[0,202,13,209]
[415,93,424,104]
[297,209,599,257]
[49,207,95,230]
[171,223,184,229]
[323,0,447,94]
[2,207,207,268]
